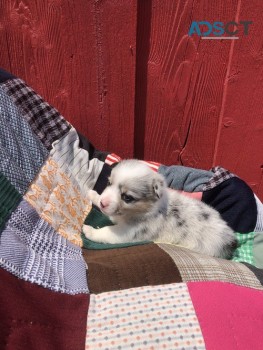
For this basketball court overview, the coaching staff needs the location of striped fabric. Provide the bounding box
[140,160,161,172]
[105,153,122,166]
[105,154,161,172]
[50,127,105,192]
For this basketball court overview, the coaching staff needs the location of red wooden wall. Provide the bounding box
[0,0,263,200]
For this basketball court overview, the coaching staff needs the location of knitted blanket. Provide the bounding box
[0,67,263,350]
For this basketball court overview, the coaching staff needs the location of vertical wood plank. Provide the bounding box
[0,6,12,72]
[0,0,137,157]
[135,0,239,169]
[213,0,263,199]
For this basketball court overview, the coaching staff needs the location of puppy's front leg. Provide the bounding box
[87,189,101,207]
[83,224,128,244]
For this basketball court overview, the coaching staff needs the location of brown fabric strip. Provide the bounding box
[83,243,182,293]
[0,267,89,350]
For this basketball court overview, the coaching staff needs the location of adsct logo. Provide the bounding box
[188,21,252,39]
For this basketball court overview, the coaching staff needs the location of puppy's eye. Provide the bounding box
[121,193,135,203]
[107,179,112,186]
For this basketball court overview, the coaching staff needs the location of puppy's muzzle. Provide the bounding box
[99,187,120,216]
[100,199,109,209]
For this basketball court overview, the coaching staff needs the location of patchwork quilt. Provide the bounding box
[0,67,263,350]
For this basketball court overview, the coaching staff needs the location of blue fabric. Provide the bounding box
[0,87,48,194]
[158,164,214,192]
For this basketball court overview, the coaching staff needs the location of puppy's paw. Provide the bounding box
[87,189,100,206]
[87,189,96,201]
[82,224,96,240]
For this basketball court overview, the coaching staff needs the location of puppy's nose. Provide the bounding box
[100,199,109,209]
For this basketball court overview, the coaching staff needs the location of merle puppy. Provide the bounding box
[83,160,235,258]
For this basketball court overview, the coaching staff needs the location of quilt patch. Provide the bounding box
[158,243,263,290]
[0,87,48,194]
[0,199,88,294]
[232,232,255,265]
[188,282,263,350]
[86,283,205,350]
[1,78,71,150]
[0,173,21,229]
[50,127,105,192]
[25,157,91,246]
[0,267,89,349]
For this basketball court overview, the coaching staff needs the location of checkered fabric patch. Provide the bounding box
[232,232,255,265]
[0,199,89,295]
[202,166,235,191]
[158,243,263,290]
[1,79,71,150]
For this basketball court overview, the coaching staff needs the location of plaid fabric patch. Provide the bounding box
[1,199,88,295]
[232,232,255,265]
[202,166,235,191]
[1,79,71,150]
[158,243,263,290]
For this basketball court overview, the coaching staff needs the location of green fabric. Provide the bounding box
[232,232,255,265]
[83,205,114,228]
[82,234,150,250]
[253,232,263,268]
[0,173,21,229]
[82,206,150,250]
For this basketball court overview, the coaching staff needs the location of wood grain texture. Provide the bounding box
[135,0,238,168]
[213,0,263,197]
[134,0,262,200]
[0,0,137,157]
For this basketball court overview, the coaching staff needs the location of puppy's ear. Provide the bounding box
[152,174,165,199]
